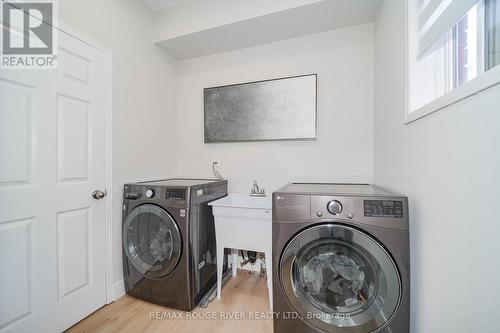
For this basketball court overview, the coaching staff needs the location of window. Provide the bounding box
[406,0,500,123]
[453,3,482,88]
[485,0,500,69]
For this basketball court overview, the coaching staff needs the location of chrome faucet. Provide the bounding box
[250,180,266,197]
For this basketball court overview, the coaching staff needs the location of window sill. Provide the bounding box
[405,64,500,124]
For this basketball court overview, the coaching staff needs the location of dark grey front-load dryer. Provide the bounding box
[122,178,227,311]
[272,183,410,333]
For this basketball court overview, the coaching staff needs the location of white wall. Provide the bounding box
[374,1,500,332]
[176,24,374,193]
[59,0,178,296]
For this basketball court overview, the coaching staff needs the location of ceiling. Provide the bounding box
[142,0,195,11]
[147,0,383,59]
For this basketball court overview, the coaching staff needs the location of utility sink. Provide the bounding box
[209,193,273,309]
[209,193,271,210]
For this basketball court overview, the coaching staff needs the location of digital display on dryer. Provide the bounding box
[364,200,404,218]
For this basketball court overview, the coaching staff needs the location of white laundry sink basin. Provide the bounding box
[209,193,271,210]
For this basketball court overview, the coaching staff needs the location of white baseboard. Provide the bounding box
[113,279,125,300]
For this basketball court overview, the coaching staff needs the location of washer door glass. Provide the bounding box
[280,224,401,333]
[123,204,182,279]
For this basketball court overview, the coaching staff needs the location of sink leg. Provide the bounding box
[217,244,223,300]
[265,251,273,311]
[231,248,238,277]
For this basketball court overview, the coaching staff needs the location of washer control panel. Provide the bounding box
[363,200,404,218]
[165,189,186,200]
[277,193,408,230]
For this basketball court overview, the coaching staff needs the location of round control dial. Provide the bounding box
[327,200,343,215]
[145,189,155,198]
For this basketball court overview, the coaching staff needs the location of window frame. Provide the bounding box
[405,0,500,124]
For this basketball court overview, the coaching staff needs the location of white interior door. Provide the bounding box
[0,27,109,333]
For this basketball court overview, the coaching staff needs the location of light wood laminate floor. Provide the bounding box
[66,270,273,333]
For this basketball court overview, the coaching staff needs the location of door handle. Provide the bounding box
[92,190,107,200]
